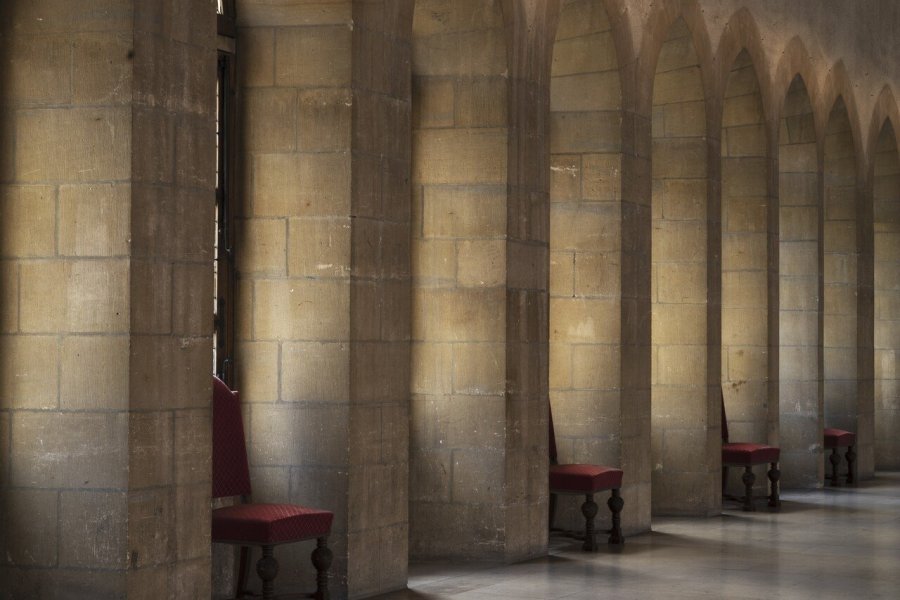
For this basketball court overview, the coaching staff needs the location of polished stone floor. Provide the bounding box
[373,472,900,599]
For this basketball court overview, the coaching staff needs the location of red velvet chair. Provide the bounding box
[548,405,624,550]
[721,393,780,511]
[824,428,856,486]
[212,376,334,600]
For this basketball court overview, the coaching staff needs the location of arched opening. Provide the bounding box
[549,0,623,533]
[873,120,900,469]
[720,49,772,495]
[777,75,821,487]
[823,98,859,439]
[410,0,512,560]
[651,18,713,514]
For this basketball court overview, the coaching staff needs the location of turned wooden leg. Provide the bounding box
[722,466,729,495]
[311,537,333,600]
[741,466,756,511]
[235,546,250,599]
[767,462,781,509]
[845,445,856,485]
[829,447,841,486]
[580,493,599,551]
[256,545,278,600]
[607,488,624,546]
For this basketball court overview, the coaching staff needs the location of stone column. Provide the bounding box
[0,0,216,597]
[234,1,411,597]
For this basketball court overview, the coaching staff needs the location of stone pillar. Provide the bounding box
[777,76,823,488]
[234,1,411,597]
[409,0,549,561]
[0,0,216,597]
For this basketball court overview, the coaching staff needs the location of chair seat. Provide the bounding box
[212,503,334,545]
[824,428,856,448]
[722,442,780,466]
[550,464,623,494]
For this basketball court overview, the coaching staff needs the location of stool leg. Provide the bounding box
[767,462,781,509]
[845,445,856,485]
[607,488,624,546]
[829,447,841,486]
[741,466,756,511]
[256,545,278,600]
[581,493,598,551]
[311,536,333,600]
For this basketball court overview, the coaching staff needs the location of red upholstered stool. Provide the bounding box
[721,393,781,512]
[824,428,856,486]
[549,406,624,550]
[212,376,334,600]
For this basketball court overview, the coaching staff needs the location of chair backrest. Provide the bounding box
[212,376,252,499]
[548,402,558,465]
[720,388,730,444]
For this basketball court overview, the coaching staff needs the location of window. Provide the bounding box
[215,3,237,384]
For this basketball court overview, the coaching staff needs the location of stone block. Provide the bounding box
[550,111,622,154]
[59,491,127,568]
[550,297,620,343]
[242,88,298,152]
[287,217,351,278]
[0,334,59,409]
[174,408,211,487]
[131,185,213,262]
[574,251,621,297]
[652,138,707,179]
[779,309,819,348]
[779,345,819,382]
[451,342,505,395]
[576,154,621,206]
[413,129,507,185]
[176,484,210,561]
[722,270,767,309]
[551,203,620,253]
[172,261,213,337]
[655,344,706,386]
[238,27,275,88]
[132,106,175,185]
[824,347,857,381]
[235,341,280,402]
[652,66,704,105]
[238,218,287,275]
[7,34,72,105]
[409,448,452,503]
[237,2,350,27]
[722,157,768,198]
[410,342,452,394]
[451,449,504,504]
[20,259,129,334]
[413,77,455,128]
[723,123,766,158]
[657,262,706,304]
[780,142,817,174]
[725,346,768,384]
[298,88,352,152]
[130,335,211,410]
[275,26,351,87]
[60,336,129,410]
[552,32,618,77]
[413,287,505,343]
[174,113,215,189]
[779,242,818,276]
[128,411,174,490]
[281,341,350,402]
[659,179,706,220]
[131,260,173,334]
[550,155,581,202]
[58,184,130,257]
[653,303,707,345]
[0,262,18,333]
[252,151,351,217]
[455,76,507,128]
[249,404,349,468]
[0,185,56,257]
[662,100,705,138]
[0,488,58,566]
[653,219,706,262]
[721,308,768,347]
[16,107,130,182]
[551,71,621,113]
[254,279,350,341]
[11,411,128,489]
[412,239,457,284]
[127,489,172,568]
[724,198,767,233]
[571,344,621,390]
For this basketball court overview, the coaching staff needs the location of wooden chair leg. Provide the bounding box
[580,493,599,551]
[607,488,624,546]
[548,492,558,531]
[845,446,856,485]
[235,546,250,599]
[741,466,756,511]
[311,536,333,600]
[256,545,278,600]
[829,447,841,486]
[767,462,781,509]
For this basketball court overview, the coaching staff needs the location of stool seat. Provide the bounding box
[550,464,623,494]
[824,428,856,448]
[722,442,780,467]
